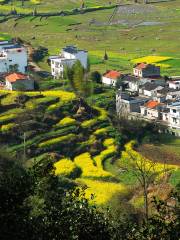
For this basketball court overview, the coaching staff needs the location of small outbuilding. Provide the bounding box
[5,73,34,91]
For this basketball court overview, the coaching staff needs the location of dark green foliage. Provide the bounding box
[32,46,48,62]
[90,71,102,84]
[65,60,93,99]
[129,193,180,240]
[0,152,113,240]
[104,50,108,61]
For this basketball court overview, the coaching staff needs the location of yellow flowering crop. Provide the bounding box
[38,133,76,148]
[121,141,177,176]
[94,127,108,136]
[95,107,108,121]
[132,55,172,64]
[56,117,76,127]
[54,158,77,177]
[77,178,127,205]
[1,123,15,132]
[94,144,117,169]
[81,119,97,128]
[103,138,115,147]
[0,113,16,123]
[42,90,75,102]
[74,152,112,178]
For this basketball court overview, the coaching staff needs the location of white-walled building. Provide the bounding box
[50,46,88,78]
[168,102,180,129]
[0,41,27,73]
[140,100,163,120]
[5,73,34,91]
[102,70,122,86]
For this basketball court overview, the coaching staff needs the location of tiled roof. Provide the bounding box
[145,100,160,109]
[6,73,27,83]
[134,63,149,70]
[104,70,121,80]
[141,82,158,91]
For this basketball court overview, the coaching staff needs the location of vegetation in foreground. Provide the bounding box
[0,150,180,240]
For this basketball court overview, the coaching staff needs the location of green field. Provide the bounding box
[0,0,180,75]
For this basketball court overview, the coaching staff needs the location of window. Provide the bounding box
[173,109,176,113]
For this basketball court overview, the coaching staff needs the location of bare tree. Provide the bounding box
[125,143,158,221]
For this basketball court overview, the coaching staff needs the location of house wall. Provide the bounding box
[146,108,159,119]
[143,89,152,97]
[102,76,116,86]
[62,50,88,69]
[50,50,87,78]
[128,81,139,92]
[116,94,145,117]
[0,47,27,73]
[169,81,180,90]
[51,59,75,78]
[162,112,170,122]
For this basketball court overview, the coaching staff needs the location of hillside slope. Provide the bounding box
[0,89,126,205]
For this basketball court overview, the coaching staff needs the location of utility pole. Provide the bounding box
[23,132,26,161]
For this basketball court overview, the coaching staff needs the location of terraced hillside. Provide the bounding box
[0,89,127,205]
[0,89,180,208]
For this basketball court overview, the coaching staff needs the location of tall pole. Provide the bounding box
[23,132,26,160]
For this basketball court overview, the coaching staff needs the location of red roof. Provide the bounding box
[135,63,149,70]
[104,70,121,80]
[5,73,27,83]
[145,100,160,109]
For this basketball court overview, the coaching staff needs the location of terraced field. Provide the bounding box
[0,89,126,205]
[1,90,179,208]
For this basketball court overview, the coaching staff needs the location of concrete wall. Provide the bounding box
[102,76,116,86]
[0,48,27,73]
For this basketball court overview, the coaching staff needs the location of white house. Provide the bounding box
[168,102,180,129]
[133,63,160,78]
[102,70,121,86]
[5,73,34,91]
[140,100,163,120]
[0,41,27,73]
[50,45,88,78]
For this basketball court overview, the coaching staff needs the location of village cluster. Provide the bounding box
[0,40,179,136]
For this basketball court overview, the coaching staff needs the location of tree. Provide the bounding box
[124,141,158,221]
[104,50,108,61]
[66,60,93,100]
[90,71,102,84]
[0,152,114,240]
[130,192,180,239]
